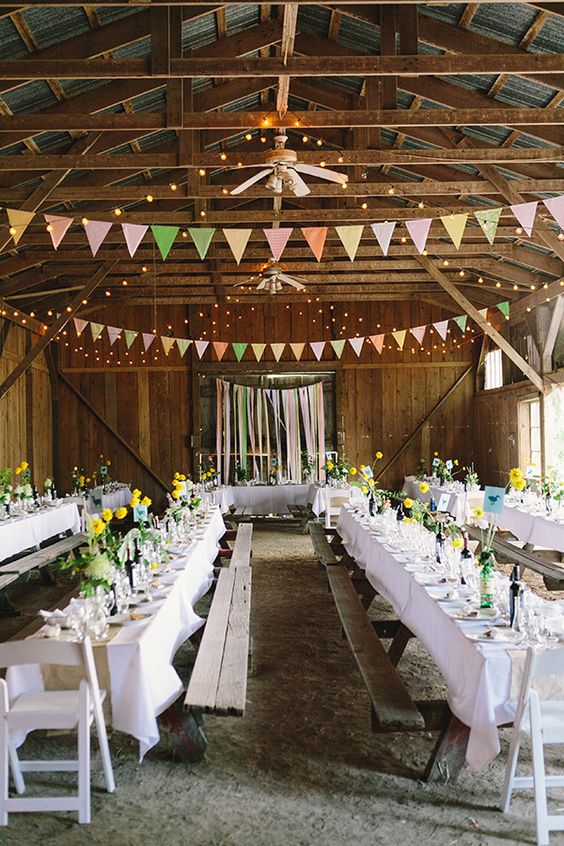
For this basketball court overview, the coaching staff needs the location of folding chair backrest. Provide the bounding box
[530,645,564,680]
[0,638,85,671]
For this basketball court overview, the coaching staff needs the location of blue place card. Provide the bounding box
[483,486,505,514]
[100,465,108,476]
[432,457,440,467]
[437,492,450,512]
[133,504,148,523]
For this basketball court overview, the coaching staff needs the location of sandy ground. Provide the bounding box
[1,526,563,846]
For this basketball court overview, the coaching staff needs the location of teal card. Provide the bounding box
[133,504,148,523]
[483,486,505,514]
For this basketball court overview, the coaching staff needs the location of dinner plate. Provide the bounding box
[466,628,524,644]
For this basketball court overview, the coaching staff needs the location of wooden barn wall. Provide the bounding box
[56,301,480,504]
[0,321,53,484]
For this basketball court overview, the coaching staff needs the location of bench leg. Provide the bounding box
[39,565,56,586]
[387,623,414,667]
[422,713,469,784]
[158,699,208,763]
[350,571,377,611]
[0,591,20,618]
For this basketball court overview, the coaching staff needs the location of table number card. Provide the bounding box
[432,457,440,467]
[90,490,103,511]
[445,460,453,470]
[133,504,148,523]
[483,486,506,514]
[100,465,108,476]
[437,492,450,512]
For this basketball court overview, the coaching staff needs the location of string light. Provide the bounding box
[170,183,177,191]
[316,139,322,147]
[81,217,89,225]
[198,168,206,177]
[146,194,154,203]
[220,153,227,161]
[114,208,122,216]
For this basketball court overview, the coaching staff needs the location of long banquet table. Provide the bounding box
[0,502,81,563]
[337,503,524,772]
[227,483,310,515]
[9,505,226,760]
[403,476,482,523]
[64,484,133,517]
[499,500,564,553]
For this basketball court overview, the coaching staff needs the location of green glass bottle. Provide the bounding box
[479,549,495,609]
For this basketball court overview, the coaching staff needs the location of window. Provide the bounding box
[519,398,541,472]
[484,349,503,390]
[545,385,564,479]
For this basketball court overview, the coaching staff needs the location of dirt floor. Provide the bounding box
[1,526,563,846]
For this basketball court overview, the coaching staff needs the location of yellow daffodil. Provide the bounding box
[91,518,105,536]
[419,482,430,494]
[150,562,158,571]
[107,459,111,466]
[174,472,180,480]
[130,497,140,508]
[509,468,524,486]
[132,488,141,498]
[326,461,334,471]
[350,467,357,475]
[20,461,28,471]
[453,459,459,466]
[473,506,484,518]
[15,466,21,475]
[209,467,215,473]
[403,517,413,524]
[368,479,375,488]
[115,507,127,520]
[452,537,463,549]
[179,474,186,481]
[360,464,365,471]
[101,508,113,522]
[514,478,526,491]
[403,497,414,509]
[361,485,368,495]
[375,451,383,460]
[172,489,180,500]
[79,475,85,485]
[141,496,151,507]
[434,451,439,457]
[86,478,91,484]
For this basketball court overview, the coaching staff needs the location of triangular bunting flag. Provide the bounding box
[405,218,432,254]
[161,336,176,356]
[122,223,148,258]
[263,228,293,262]
[392,330,407,350]
[142,333,156,352]
[232,342,248,362]
[151,225,179,260]
[301,227,328,262]
[440,213,468,250]
[195,340,209,359]
[251,343,266,362]
[45,214,73,249]
[410,325,426,345]
[348,337,364,357]
[330,339,346,359]
[188,227,215,260]
[310,341,326,361]
[369,334,385,354]
[474,208,502,245]
[73,317,88,337]
[510,201,537,237]
[496,301,510,319]
[370,221,396,257]
[290,342,305,361]
[543,196,564,230]
[84,220,112,257]
[433,320,449,341]
[124,330,138,349]
[453,315,468,333]
[213,341,229,361]
[6,208,34,245]
[271,343,286,362]
[478,308,489,320]
[223,229,252,265]
[90,322,104,343]
[176,338,191,357]
[335,225,363,261]
[107,326,121,346]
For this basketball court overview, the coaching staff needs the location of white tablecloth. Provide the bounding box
[403,476,482,524]
[205,486,236,514]
[9,506,226,760]
[307,484,360,517]
[0,503,81,563]
[499,502,564,553]
[64,484,132,516]
[229,484,310,515]
[337,505,517,772]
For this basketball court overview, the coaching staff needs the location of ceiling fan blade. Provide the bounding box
[230,168,272,195]
[278,273,306,290]
[288,169,310,197]
[294,163,348,184]
[234,275,257,288]
[256,279,267,290]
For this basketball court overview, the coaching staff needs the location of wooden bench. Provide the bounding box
[175,523,253,761]
[466,525,564,591]
[287,503,314,533]
[0,532,87,616]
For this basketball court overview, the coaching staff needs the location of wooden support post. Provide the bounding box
[542,295,563,373]
[0,261,117,400]
[151,6,170,76]
[166,6,183,129]
[416,255,546,392]
[276,2,297,118]
[380,5,397,109]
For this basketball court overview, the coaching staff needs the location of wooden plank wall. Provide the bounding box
[0,321,53,484]
[55,301,481,504]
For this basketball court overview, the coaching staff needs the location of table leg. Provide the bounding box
[158,699,208,763]
[423,713,469,784]
[387,623,413,667]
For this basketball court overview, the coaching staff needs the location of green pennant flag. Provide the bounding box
[151,225,179,260]
[330,339,346,359]
[188,227,215,260]
[90,322,104,342]
[232,342,248,362]
[453,315,468,333]
[176,338,191,357]
[474,208,502,245]
[496,301,510,319]
[124,329,138,349]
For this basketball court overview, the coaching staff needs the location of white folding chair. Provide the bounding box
[501,645,564,846]
[0,636,115,825]
[324,492,350,528]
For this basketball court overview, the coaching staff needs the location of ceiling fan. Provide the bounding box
[234,260,307,295]
[229,133,348,197]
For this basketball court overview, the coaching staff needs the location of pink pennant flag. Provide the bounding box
[369,334,385,354]
[73,317,88,337]
[106,326,121,346]
[410,325,426,345]
[543,195,564,230]
[142,332,156,352]
[310,341,326,361]
[213,341,229,361]
[510,201,538,237]
[371,222,396,257]
[263,228,293,262]
[433,320,449,341]
[84,219,112,257]
[122,223,148,257]
[405,218,432,254]
[195,340,209,359]
[301,227,327,262]
[348,337,364,357]
[44,214,73,249]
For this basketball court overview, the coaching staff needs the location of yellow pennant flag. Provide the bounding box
[7,208,35,245]
[251,343,266,361]
[335,225,364,261]
[161,336,176,356]
[440,213,468,250]
[290,342,305,361]
[223,229,252,265]
[270,343,286,362]
[392,329,407,350]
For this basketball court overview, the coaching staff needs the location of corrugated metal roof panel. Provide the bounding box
[95,6,142,27]
[441,73,498,95]
[113,37,150,59]
[470,3,539,45]
[464,125,513,145]
[138,131,177,151]
[225,4,260,33]
[494,75,558,108]
[0,17,28,58]
[298,5,331,36]
[2,80,58,113]
[130,88,167,112]
[337,15,379,54]
[0,142,27,156]
[20,6,90,50]
[183,12,219,51]
[530,14,564,53]
[419,6,464,27]
[34,131,73,152]
[58,79,109,100]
